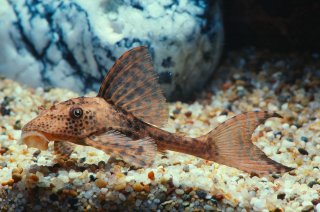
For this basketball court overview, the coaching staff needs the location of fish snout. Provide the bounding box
[21,119,50,150]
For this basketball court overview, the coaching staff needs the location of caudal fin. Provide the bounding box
[200,111,293,175]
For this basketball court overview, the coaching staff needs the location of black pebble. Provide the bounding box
[277,193,286,200]
[79,157,86,163]
[196,190,207,199]
[89,175,96,181]
[308,181,320,188]
[0,107,10,116]
[298,148,309,155]
[13,120,22,130]
[68,197,79,207]
[286,137,293,142]
[49,193,59,201]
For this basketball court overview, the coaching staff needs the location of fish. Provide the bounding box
[21,46,293,175]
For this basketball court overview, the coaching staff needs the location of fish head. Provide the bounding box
[22,97,110,149]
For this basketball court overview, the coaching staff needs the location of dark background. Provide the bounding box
[222,0,320,51]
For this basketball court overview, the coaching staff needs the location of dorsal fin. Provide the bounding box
[98,46,168,127]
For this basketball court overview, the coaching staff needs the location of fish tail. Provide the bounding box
[199,111,293,175]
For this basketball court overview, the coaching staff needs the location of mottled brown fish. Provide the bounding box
[21,46,293,175]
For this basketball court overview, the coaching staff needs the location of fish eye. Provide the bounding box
[70,107,83,119]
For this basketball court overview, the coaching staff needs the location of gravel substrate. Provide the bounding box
[0,48,319,211]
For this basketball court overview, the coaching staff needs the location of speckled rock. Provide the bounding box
[0,0,223,100]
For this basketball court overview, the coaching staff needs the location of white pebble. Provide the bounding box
[281,103,288,110]
[118,193,126,201]
[266,131,274,140]
[175,189,184,195]
[267,103,278,111]
[84,190,93,199]
[51,178,64,191]
[73,178,83,186]
[264,120,274,127]
[250,198,266,211]
[302,201,314,211]
[216,115,227,123]
[282,140,296,148]
[282,123,290,129]
[225,207,234,212]
[100,188,108,194]
[68,170,82,179]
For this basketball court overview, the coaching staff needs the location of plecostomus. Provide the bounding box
[21,46,293,175]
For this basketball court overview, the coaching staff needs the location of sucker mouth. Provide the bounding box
[21,130,50,150]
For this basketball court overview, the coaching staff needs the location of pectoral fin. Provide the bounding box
[53,141,75,162]
[84,131,157,167]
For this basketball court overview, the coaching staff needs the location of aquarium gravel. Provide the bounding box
[0,49,319,211]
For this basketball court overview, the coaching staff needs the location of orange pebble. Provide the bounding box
[148,171,155,181]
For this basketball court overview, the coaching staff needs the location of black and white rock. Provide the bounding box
[0,0,223,100]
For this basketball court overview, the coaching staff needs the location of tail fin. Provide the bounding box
[200,111,293,175]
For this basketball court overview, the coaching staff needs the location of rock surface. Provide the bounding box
[0,0,223,100]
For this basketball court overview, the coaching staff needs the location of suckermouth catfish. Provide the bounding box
[21,46,293,175]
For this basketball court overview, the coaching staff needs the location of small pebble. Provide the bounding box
[114,183,126,191]
[95,179,108,188]
[13,120,21,130]
[132,182,144,192]
[135,199,142,207]
[301,204,314,212]
[89,175,96,181]
[277,193,286,200]
[196,190,207,199]
[0,147,8,155]
[79,157,86,163]
[300,136,308,142]
[118,193,126,201]
[148,171,155,181]
[33,150,41,157]
[84,190,93,199]
[182,165,190,172]
[153,198,161,204]
[183,201,189,206]
[0,162,7,168]
[175,189,184,195]
[100,188,108,194]
[308,181,319,188]
[298,148,309,155]
[204,204,215,211]
[286,137,294,142]
[184,111,192,118]
[225,207,235,212]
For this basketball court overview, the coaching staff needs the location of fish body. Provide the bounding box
[22,46,292,175]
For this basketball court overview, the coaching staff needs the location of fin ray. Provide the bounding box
[84,130,157,167]
[200,111,293,175]
[97,46,168,127]
[53,141,75,160]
